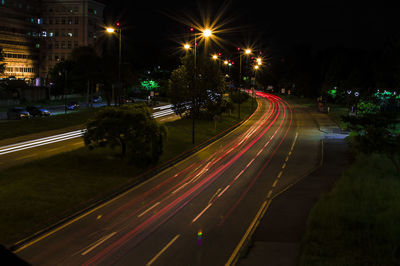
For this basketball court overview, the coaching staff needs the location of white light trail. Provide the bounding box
[0,105,175,156]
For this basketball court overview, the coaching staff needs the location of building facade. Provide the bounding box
[0,0,105,83]
[40,0,105,78]
[0,0,42,82]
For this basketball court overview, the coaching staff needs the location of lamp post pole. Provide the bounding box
[117,27,122,106]
[192,31,197,144]
[239,53,242,88]
[64,70,67,114]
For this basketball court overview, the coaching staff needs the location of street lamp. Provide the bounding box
[239,48,252,87]
[202,28,212,38]
[252,64,261,110]
[105,23,122,106]
[184,43,191,50]
[186,27,213,144]
[236,47,252,118]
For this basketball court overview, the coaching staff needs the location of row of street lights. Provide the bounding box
[103,23,264,145]
[182,27,264,143]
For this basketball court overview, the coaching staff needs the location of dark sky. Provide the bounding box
[102,0,399,68]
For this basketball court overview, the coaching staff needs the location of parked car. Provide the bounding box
[26,105,51,117]
[66,101,80,110]
[7,107,30,119]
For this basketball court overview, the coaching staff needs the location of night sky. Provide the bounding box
[102,0,399,69]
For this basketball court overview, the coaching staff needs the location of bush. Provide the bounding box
[84,104,167,165]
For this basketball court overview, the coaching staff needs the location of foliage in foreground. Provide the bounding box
[84,104,167,165]
[300,153,400,266]
[343,112,400,173]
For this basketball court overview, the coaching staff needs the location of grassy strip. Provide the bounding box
[0,99,255,246]
[300,153,400,266]
[0,109,96,140]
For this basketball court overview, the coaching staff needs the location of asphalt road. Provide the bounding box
[15,93,320,265]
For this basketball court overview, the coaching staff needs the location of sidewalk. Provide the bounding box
[238,111,350,266]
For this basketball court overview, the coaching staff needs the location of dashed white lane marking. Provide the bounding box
[192,203,212,223]
[81,232,117,256]
[146,234,180,266]
[138,202,161,218]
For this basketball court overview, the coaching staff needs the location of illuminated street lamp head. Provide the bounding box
[184,43,190,50]
[212,54,218,60]
[257,58,262,65]
[224,60,229,65]
[202,28,212,38]
[106,27,115,33]
[254,65,259,70]
[245,49,252,54]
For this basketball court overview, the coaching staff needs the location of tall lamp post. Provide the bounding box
[239,48,252,88]
[252,64,260,110]
[184,27,213,144]
[106,22,122,106]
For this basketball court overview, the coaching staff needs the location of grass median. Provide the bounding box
[0,99,256,246]
[300,153,400,266]
[0,109,96,141]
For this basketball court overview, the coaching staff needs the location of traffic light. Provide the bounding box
[190,27,194,32]
[116,21,120,27]
[237,47,241,51]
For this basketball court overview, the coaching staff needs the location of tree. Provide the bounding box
[230,90,249,118]
[48,60,75,96]
[0,48,6,74]
[168,54,225,119]
[84,104,167,165]
[70,46,103,107]
[343,112,400,173]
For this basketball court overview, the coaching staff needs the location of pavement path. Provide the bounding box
[238,104,350,266]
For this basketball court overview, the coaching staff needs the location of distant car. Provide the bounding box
[26,106,51,117]
[121,97,135,104]
[7,107,30,119]
[66,101,80,110]
[91,96,102,103]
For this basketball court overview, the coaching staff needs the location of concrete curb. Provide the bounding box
[8,108,257,252]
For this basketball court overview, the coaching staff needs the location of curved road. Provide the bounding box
[16,93,307,265]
